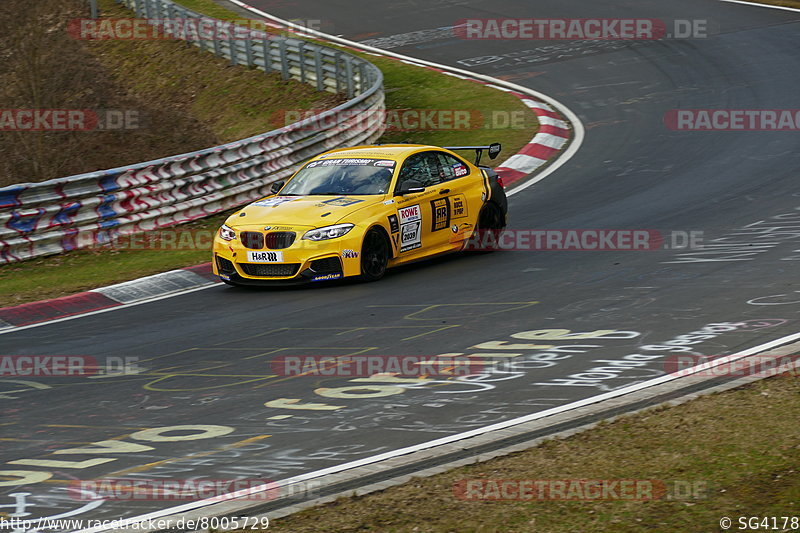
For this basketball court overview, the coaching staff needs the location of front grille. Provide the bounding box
[310,256,342,273]
[265,231,296,249]
[239,263,300,277]
[241,231,264,249]
[216,256,235,275]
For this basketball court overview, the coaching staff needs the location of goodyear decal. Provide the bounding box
[311,273,342,282]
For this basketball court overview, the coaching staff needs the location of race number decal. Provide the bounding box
[430,198,450,232]
[398,204,422,252]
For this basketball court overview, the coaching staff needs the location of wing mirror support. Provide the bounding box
[270,180,285,194]
[395,180,425,196]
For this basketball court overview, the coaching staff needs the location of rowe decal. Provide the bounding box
[398,205,422,252]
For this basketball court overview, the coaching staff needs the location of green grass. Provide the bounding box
[0,213,229,308]
[1,0,540,307]
[256,373,800,533]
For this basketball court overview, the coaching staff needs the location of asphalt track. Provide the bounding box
[2,0,800,525]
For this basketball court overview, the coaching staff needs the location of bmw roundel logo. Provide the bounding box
[451,225,458,233]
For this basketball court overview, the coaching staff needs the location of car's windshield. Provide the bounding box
[281,158,396,196]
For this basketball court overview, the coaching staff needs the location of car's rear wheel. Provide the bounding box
[360,228,390,281]
[474,202,506,251]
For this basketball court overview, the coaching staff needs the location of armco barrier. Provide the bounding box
[0,0,384,264]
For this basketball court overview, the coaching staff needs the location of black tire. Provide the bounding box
[473,202,506,251]
[360,228,390,281]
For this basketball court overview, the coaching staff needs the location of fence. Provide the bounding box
[0,0,384,264]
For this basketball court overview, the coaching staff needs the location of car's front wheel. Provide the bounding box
[360,228,390,281]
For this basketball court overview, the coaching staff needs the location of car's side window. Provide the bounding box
[397,152,444,189]
[436,152,471,181]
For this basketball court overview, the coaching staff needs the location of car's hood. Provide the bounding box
[230,195,386,228]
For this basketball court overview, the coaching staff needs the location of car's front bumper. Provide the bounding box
[212,231,364,284]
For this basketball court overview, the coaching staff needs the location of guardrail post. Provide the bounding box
[195,14,207,52]
[278,39,289,80]
[245,38,254,68]
[88,0,98,18]
[334,52,342,93]
[262,38,272,73]
[313,48,324,91]
[344,56,355,98]
[212,22,223,57]
[144,0,152,19]
[297,42,307,83]
[230,38,238,66]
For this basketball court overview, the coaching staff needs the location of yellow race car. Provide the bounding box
[212,143,507,284]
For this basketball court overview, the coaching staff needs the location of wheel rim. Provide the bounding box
[362,231,388,277]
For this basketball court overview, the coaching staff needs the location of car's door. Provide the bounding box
[431,151,488,247]
[391,151,450,257]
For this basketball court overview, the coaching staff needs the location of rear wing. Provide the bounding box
[443,143,501,166]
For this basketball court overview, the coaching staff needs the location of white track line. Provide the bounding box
[719,0,800,13]
[74,4,800,531]
[0,283,217,336]
[78,328,800,532]
[224,0,586,200]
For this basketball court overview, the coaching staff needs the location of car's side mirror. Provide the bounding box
[488,143,501,159]
[270,180,285,194]
[395,179,425,196]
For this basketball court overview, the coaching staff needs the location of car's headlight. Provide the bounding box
[218,224,237,241]
[302,223,354,241]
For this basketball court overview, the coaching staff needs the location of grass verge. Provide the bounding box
[1,0,540,307]
[257,373,800,533]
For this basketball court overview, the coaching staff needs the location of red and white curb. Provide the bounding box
[0,264,216,332]
[229,0,583,190]
[0,5,585,333]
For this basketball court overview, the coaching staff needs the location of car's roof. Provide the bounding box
[313,144,443,160]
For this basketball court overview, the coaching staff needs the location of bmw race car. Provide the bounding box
[212,143,508,284]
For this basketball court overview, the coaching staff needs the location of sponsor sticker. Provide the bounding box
[321,197,364,207]
[311,273,342,281]
[308,158,396,168]
[252,197,299,207]
[430,198,450,232]
[398,205,422,252]
[388,214,400,233]
[453,163,469,177]
[342,249,359,259]
[247,251,283,262]
[451,194,468,219]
